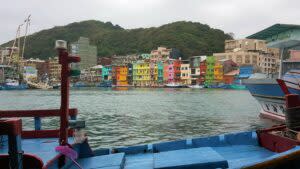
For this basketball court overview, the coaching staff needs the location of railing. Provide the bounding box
[0,108,77,138]
[0,118,23,169]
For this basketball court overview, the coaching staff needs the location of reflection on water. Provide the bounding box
[0,88,277,148]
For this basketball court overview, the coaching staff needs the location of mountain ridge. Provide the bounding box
[1,20,232,60]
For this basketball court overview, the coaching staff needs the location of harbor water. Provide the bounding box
[0,88,277,149]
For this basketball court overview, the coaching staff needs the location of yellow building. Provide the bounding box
[214,61,223,83]
[133,61,150,86]
[150,62,158,86]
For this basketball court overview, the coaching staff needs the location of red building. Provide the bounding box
[199,60,207,84]
[173,59,181,82]
[223,70,239,84]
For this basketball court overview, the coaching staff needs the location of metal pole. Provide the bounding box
[58,49,69,168]
[59,50,69,146]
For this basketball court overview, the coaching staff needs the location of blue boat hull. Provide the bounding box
[244,78,300,121]
[0,84,28,90]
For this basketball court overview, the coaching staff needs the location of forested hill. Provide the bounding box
[1,20,232,60]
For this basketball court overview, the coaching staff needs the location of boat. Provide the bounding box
[97,81,112,87]
[72,81,88,88]
[0,79,28,90]
[27,81,52,89]
[188,84,204,89]
[228,84,247,90]
[244,70,300,122]
[164,83,183,88]
[52,83,61,89]
[3,41,300,169]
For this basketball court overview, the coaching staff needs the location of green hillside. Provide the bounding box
[1,20,232,60]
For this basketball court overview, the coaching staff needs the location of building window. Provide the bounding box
[253,55,257,64]
[236,55,242,63]
[245,55,250,64]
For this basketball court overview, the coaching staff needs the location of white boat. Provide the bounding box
[5,79,19,86]
[164,83,183,88]
[188,85,204,89]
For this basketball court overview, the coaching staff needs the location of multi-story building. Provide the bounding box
[0,47,20,65]
[157,61,164,84]
[90,65,102,82]
[149,61,158,86]
[190,56,206,85]
[213,39,280,74]
[127,63,133,85]
[199,60,207,85]
[224,39,267,53]
[205,56,215,86]
[132,61,150,86]
[180,60,191,85]
[102,65,112,82]
[150,47,171,61]
[167,60,174,83]
[114,65,128,86]
[46,57,61,83]
[214,61,223,83]
[163,62,169,83]
[71,37,97,70]
[173,59,181,83]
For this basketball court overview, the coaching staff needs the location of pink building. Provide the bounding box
[168,60,174,83]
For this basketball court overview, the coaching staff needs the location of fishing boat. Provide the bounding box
[164,83,183,88]
[188,84,204,89]
[0,79,28,90]
[243,23,300,122]
[27,81,52,89]
[3,40,300,169]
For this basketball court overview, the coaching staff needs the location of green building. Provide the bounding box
[71,37,97,70]
[102,66,112,82]
[157,61,164,83]
[205,56,215,86]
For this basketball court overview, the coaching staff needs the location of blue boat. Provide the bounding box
[0,79,28,90]
[2,41,300,169]
[97,81,112,87]
[72,82,88,88]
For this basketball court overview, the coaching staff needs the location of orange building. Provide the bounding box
[115,66,128,86]
[163,62,169,83]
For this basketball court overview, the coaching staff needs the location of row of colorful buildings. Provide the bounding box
[83,54,240,87]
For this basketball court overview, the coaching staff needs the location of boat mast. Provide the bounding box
[8,24,23,66]
[21,15,31,60]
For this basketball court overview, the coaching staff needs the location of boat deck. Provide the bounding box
[1,131,300,169]
[69,131,299,169]
[0,136,74,164]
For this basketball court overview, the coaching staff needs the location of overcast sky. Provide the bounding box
[1,0,299,44]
